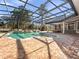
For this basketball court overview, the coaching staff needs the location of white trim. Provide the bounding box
[76,21,79,33]
[62,22,65,34]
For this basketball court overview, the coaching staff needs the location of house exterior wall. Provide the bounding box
[52,16,79,33]
[53,21,79,33]
[61,21,79,34]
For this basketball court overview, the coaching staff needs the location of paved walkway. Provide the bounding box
[0,33,79,59]
[51,33,79,59]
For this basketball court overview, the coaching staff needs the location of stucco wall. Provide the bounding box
[72,0,79,14]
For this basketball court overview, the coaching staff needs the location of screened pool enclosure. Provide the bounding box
[0,0,77,31]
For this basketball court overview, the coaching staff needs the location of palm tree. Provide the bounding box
[11,6,31,31]
[39,4,49,24]
[38,4,48,31]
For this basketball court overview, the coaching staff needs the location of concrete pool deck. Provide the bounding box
[0,33,79,59]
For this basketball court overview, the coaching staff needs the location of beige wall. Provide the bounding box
[72,0,79,14]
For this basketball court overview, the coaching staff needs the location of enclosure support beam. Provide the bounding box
[67,0,78,15]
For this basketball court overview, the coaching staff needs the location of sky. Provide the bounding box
[0,0,75,18]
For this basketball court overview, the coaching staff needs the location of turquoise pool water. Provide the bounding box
[8,32,40,39]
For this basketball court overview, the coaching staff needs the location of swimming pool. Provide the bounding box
[8,32,40,39]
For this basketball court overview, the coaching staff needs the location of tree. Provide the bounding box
[38,4,48,24]
[11,5,31,31]
[0,16,12,29]
[38,4,48,31]
[40,25,47,31]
